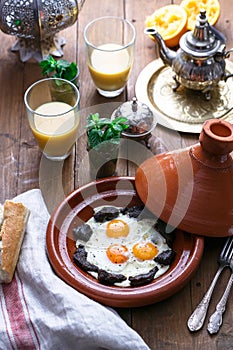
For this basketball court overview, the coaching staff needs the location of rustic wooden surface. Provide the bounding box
[1,0,233,349]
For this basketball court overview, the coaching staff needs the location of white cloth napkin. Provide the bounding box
[0,189,150,350]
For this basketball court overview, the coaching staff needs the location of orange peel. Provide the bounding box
[180,0,220,31]
[145,4,188,48]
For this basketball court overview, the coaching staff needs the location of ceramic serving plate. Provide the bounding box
[135,59,233,133]
[46,177,204,308]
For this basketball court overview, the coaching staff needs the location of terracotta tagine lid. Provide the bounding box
[135,119,233,237]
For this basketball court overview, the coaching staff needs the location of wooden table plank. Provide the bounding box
[0,33,25,201]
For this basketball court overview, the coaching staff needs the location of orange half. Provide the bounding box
[180,0,220,30]
[145,4,188,47]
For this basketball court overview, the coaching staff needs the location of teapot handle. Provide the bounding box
[223,48,233,81]
[225,48,233,59]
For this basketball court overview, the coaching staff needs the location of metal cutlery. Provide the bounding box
[187,236,233,332]
[207,253,233,334]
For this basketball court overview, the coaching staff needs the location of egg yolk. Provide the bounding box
[133,242,158,261]
[106,244,129,264]
[106,219,129,238]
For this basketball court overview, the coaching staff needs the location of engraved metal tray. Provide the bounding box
[135,59,233,133]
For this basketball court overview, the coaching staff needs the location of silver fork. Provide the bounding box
[187,236,233,332]
[207,250,233,334]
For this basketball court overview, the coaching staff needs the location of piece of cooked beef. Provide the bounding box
[129,266,159,287]
[73,223,93,242]
[98,269,127,285]
[73,244,99,272]
[154,219,176,247]
[154,249,176,266]
[121,205,144,218]
[93,206,120,223]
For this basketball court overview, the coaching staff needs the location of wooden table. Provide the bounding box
[1,0,233,349]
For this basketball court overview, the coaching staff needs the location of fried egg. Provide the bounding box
[75,206,172,287]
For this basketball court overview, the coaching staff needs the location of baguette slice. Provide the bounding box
[0,200,30,283]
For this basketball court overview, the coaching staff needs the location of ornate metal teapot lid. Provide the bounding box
[111,97,156,138]
[179,9,223,58]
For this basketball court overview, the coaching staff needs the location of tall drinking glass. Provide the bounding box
[24,78,80,161]
[84,16,136,98]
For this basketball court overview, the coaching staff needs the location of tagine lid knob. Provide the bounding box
[180,9,223,57]
[200,119,233,155]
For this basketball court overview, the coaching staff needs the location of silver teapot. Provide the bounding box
[145,10,233,100]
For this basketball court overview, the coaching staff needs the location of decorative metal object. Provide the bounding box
[135,59,233,133]
[145,10,233,100]
[0,0,85,62]
[111,97,156,141]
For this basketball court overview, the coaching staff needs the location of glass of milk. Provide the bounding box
[84,17,136,98]
[24,78,80,161]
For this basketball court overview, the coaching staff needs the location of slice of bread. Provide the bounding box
[0,201,30,283]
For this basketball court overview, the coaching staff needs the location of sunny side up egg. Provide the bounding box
[75,206,171,287]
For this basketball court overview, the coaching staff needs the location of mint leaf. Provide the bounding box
[87,129,102,149]
[39,55,78,81]
[86,113,129,148]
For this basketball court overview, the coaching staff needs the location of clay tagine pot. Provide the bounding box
[135,119,233,237]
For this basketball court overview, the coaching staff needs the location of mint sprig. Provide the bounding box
[39,55,78,81]
[86,113,129,149]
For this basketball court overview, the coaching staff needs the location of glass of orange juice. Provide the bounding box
[84,16,136,98]
[24,78,80,161]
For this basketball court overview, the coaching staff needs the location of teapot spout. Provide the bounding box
[144,28,176,66]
